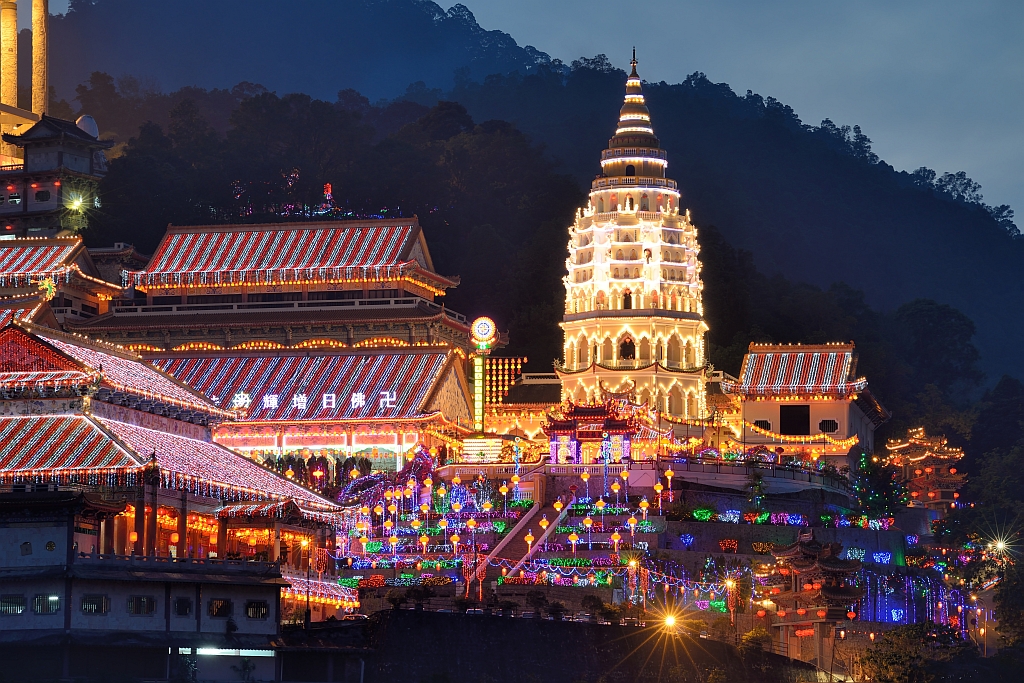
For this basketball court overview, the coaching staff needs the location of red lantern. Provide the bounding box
[803,583,813,591]
[847,611,857,620]
[170,532,179,544]
[777,610,787,617]
[817,609,827,618]
[797,608,807,616]
[756,610,767,618]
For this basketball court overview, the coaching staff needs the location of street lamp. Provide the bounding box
[420,534,429,555]
[664,469,674,502]
[620,469,630,502]
[627,516,638,543]
[611,531,621,553]
[525,530,535,558]
[568,532,579,556]
[581,471,590,501]
[539,515,549,550]
[653,483,663,513]
[499,483,509,512]
[611,481,621,505]
[301,538,311,628]
[639,497,650,520]
[583,515,593,549]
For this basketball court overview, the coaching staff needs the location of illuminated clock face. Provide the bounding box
[471,316,496,345]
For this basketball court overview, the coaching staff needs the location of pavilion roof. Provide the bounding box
[0,237,120,290]
[0,413,338,511]
[151,348,458,422]
[128,219,457,291]
[0,323,233,421]
[723,343,868,397]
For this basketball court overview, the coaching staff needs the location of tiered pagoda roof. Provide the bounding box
[544,400,638,440]
[772,530,864,607]
[127,219,459,295]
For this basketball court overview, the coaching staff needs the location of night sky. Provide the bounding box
[467,0,1023,217]
[40,0,1022,214]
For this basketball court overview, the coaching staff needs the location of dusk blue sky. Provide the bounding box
[41,0,1022,214]
[464,0,1022,216]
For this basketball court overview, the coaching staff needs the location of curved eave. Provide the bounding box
[555,361,706,376]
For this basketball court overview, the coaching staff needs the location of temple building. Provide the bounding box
[148,344,473,474]
[68,218,472,352]
[557,55,708,422]
[721,343,890,466]
[886,427,965,513]
[0,115,112,237]
[0,235,122,323]
[0,315,356,621]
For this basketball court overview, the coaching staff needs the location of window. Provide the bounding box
[625,164,636,176]
[622,291,632,310]
[779,405,811,436]
[367,289,399,299]
[753,420,772,431]
[34,190,51,202]
[245,600,269,620]
[33,594,60,614]
[0,595,25,615]
[152,296,182,305]
[174,597,193,617]
[208,599,233,618]
[81,595,110,615]
[619,337,636,360]
[818,419,839,434]
[8,193,20,205]
[127,596,156,616]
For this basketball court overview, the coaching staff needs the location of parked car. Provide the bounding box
[699,630,709,639]
[466,608,484,615]
[341,613,368,621]
[573,612,591,622]
[521,611,536,619]
[623,617,639,627]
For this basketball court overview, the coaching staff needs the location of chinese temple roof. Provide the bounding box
[128,219,458,292]
[0,236,121,291]
[216,500,345,526]
[886,426,963,465]
[723,342,868,398]
[544,400,637,437]
[0,323,233,422]
[151,347,466,423]
[0,414,339,511]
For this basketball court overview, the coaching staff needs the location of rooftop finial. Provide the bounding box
[630,48,638,77]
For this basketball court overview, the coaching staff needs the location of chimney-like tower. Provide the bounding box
[0,0,16,109]
[31,0,46,115]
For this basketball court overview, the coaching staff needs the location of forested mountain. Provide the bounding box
[47,0,550,101]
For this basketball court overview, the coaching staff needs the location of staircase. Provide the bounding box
[509,497,574,574]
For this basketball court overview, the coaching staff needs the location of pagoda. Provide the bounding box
[886,427,965,512]
[772,530,864,611]
[557,53,707,420]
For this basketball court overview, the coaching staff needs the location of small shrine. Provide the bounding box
[772,530,864,610]
[886,427,965,512]
[544,400,637,464]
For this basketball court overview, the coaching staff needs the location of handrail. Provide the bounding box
[481,501,540,577]
[509,497,574,575]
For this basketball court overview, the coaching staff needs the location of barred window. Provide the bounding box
[753,419,771,431]
[0,595,25,615]
[245,600,269,620]
[174,597,193,617]
[33,594,60,614]
[819,419,840,433]
[81,595,110,615]
[127,596,156,616]
[208,599,232,618]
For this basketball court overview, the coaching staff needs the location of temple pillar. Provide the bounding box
[31,0,46,115]
[0,0,15,109]
[271,522,281,562]
[177,491,189,558]
[101,516,114,554]
[133,491,145,556]
[216,518,228,557]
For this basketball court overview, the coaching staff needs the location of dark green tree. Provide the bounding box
[852,449,906,514]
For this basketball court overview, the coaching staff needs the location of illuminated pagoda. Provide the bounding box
[544,401,638,465]
[0,317,357,619]
[0,235,123,324]
[721,343,890,466]
[68,218,472,352]
[149,344,473,475]
[558,53,708,421]
[886,427,965,512]
[772,530,864,609]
